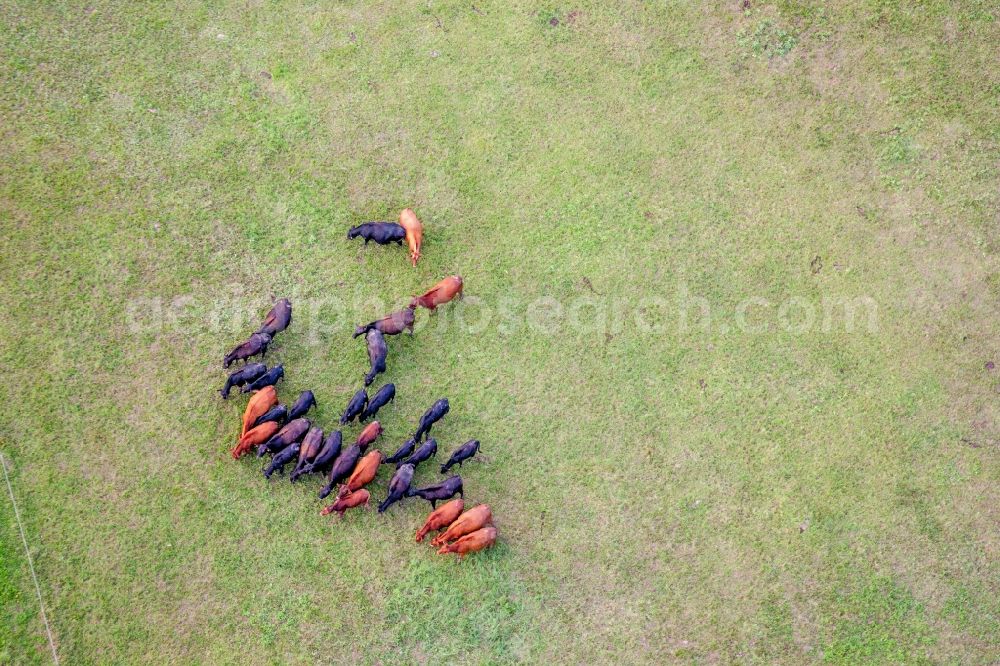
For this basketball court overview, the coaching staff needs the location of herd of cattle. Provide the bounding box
[218,209,497,558]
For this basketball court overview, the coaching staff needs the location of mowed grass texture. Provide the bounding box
[1,1,998,663]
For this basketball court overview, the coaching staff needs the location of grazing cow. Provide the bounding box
[257,298,292,337]
[341,450,383,495]
[241,365,284,393]
[437,526,497,558]
[287,390,316,420]
[340,389,367,425]
[224,332,271,368]
[441,440,480,473]
[414,398,449,441]
[353,308,415,338]
[231,421,279,459]
[399,208,423,266]
[415,499,464,542]
[410,275,463,311]
[320,489,370,517]
[399,438,437,469]
[378,464,414,513]
[319,444,362,499]
[347,222,405,245]
[354,421,382,450]
[241,386,277,437]
[256,418,310,457]
[384,437,417,465]
[361,384,395,421]
[220,362,266,399]
[409,476,463,508]
[250,404,287,430]
[289,426,324,481]
[263,442,300,478]
[363,330,387,386]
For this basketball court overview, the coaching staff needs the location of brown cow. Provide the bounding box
[410,275,463,310]
[340,450,382,495]
[320,489,371,517]
[437,526,497,558]
[399,208,423,266]
[354,421,383,450]
[241,385,277,437]
[415,498,464,542]
[231,421,279,459]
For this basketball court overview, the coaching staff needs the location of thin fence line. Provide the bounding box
[1,453,59,665]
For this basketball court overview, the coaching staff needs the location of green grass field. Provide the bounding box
[1,1,998,663]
